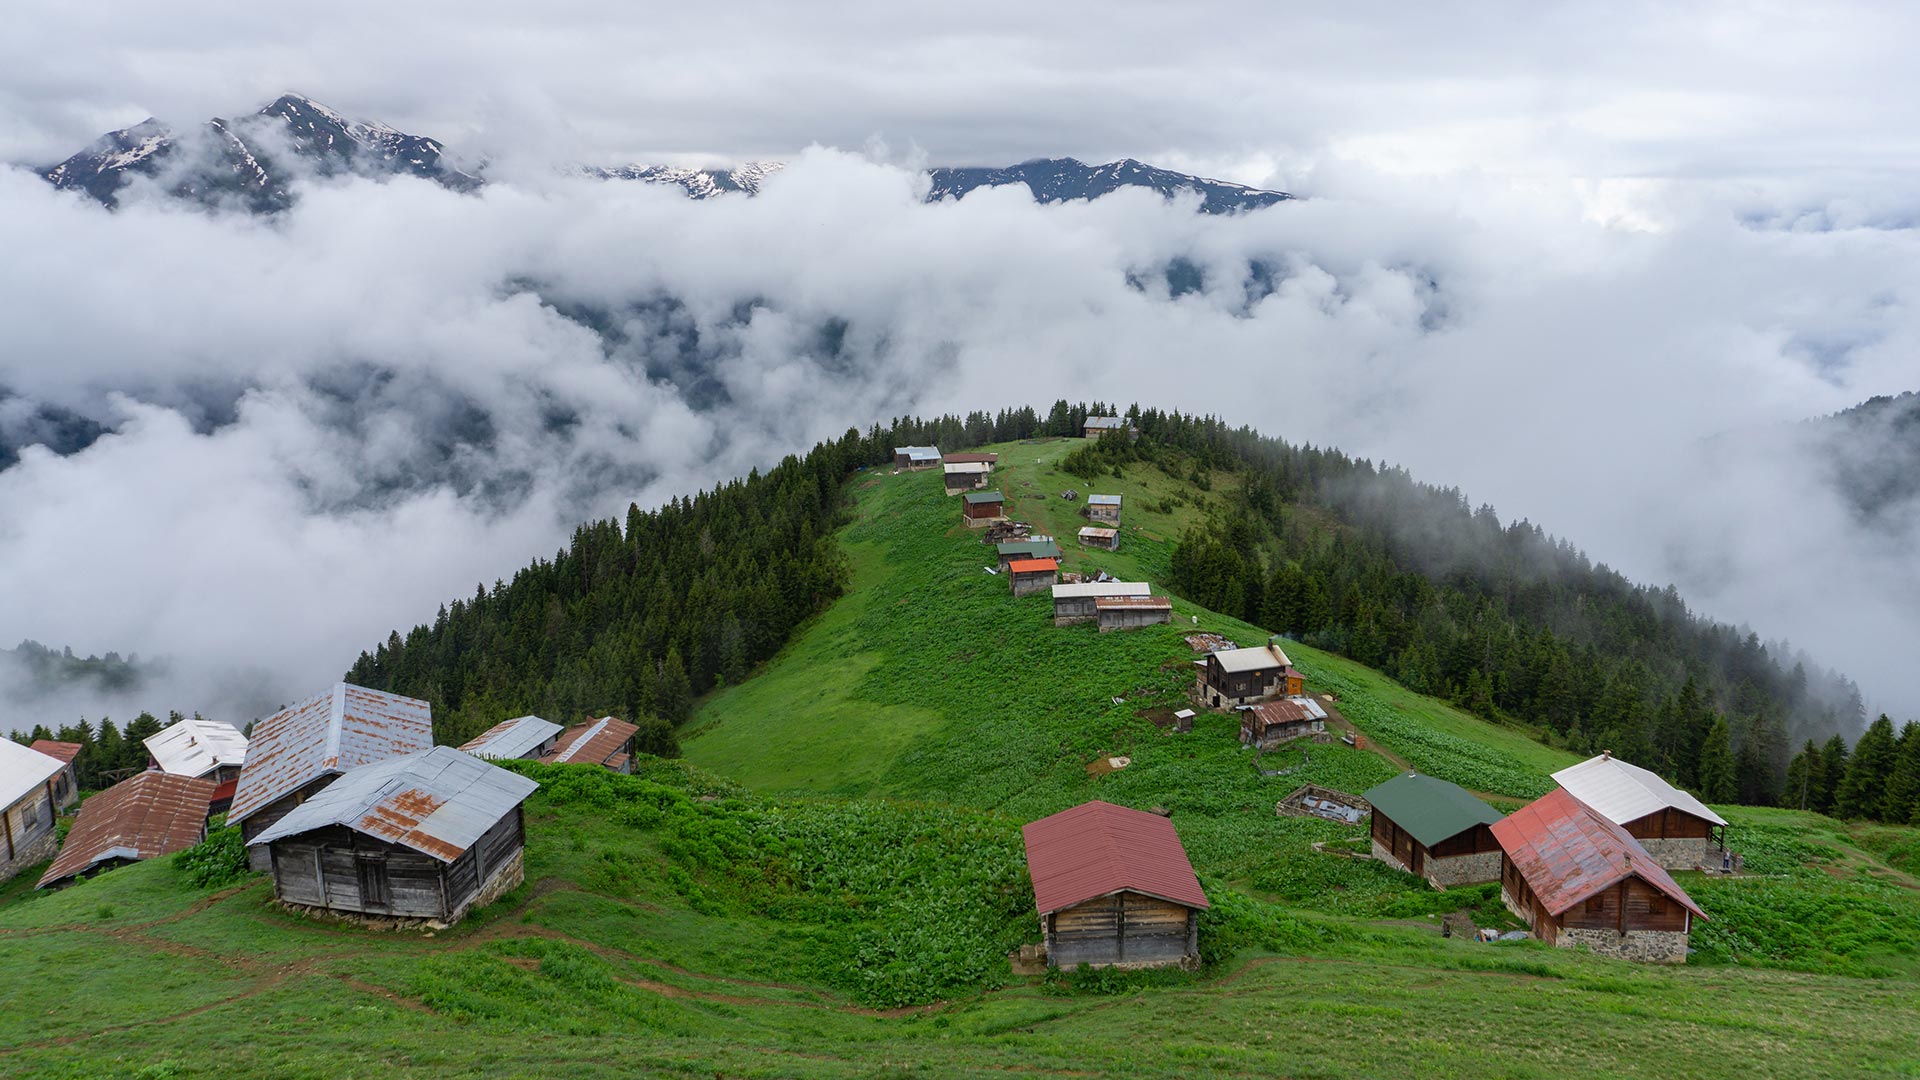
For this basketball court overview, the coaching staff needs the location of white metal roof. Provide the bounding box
[0,739,65,809]
[1210,644,1291,673]
[145,717,249,777]
[1088,494,1122,505]
[1551,754,1727,827]
[893,445,940,460]
[248,746,538,862]
[1052,581,1152,599]
[1084,416,1125,427]
[943,461,990,474]
[458,715,563,760]
[1078,527,1118,538]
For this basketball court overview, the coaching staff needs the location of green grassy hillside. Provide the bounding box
[4,439,1918,1079]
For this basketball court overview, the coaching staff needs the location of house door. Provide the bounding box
[355,853,390,909]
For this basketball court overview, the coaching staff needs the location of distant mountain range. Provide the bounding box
[36,94,1291,215]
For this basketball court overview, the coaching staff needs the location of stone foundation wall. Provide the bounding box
[0,829,60,885]
[1500,885,1531,925]
[1557,927,1690,963]
[455,848,526,922]
[1637,836,1717,871]
[1371,838,1410,874]
[1426,850,1503,888]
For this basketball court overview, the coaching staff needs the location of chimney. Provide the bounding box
[1602,749,1611,760]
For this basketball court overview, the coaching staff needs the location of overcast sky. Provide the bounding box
[2,4,1918,730]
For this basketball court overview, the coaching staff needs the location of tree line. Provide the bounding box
[9,712,171,790]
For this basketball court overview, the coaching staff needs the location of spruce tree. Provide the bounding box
[1834,715,1898,820]
[1697,715,1737,804]
[1882,722,1920,825]
[1817,734,1849,814]
[1784,740,1825,812]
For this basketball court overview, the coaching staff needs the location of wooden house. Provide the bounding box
[1095,595,1171,632]
[962,491,1006,527]
[1085,494,1122,523]
[144,717,248,788]
[1051,581,1151,625]
[541,716,640,773]
[892,445,941,470]
[1363,772,1504,888]
[1237,696,1328,749]
[996,540,1062,569]
[1022,801,1208,970]
[0,740,69,884]
[227,683,434,871]
[1491,788,1706,963]
[943,461,991,494]
[248,746,538,926]
[459,715,564,761]
[1082,416,1137,440]
[1550,752,1728,870]
[27,740,80,811]
[942,452,998,470]
[37,771,217,890]
[1008,558,1060,597]
[1077,526,1119,551]
[1194,637,1304,709]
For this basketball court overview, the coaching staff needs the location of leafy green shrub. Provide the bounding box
[172,826,251,889]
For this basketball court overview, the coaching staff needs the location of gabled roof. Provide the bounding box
[1363,772,1502,849]
[1491,788,1705,920]
[942,452,998,464]
[1008,558,1058,574]
[144,717,249,777]
[1084,416,1126,428]
[962,490,1004,504]
[1087,494,1122,506]
[1077,527,1118,539]
[1095,596,1170,610]
[459,715,563,760]
[943,461,990,474]
[543,717,640,768]
[38,771,216,888]
[998,540,1062,560]
[1209,643,1290,674]
[29,740,82,765]
[0,740,67,809]
[1053,581,1151,600]
[248,746,537,863]
[227,683,434,826]
[893,445,940,460]
[1244,696,1328,727]
[1022,801,1209,915]
[1551,753,1727,828]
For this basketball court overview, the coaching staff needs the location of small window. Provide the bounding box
[356,853,390,907]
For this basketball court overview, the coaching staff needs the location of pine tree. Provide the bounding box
[1834,715,1899,820]
[1817,734,1849,814]
[1881,722,1920,825]
[657,648,693,726]
[1697,715,1737,803]
[1784,740,1825,812]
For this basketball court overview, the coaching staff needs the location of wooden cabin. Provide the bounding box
[1052,581,1151,625]
[943,461,991,494]
[1082,416,1136,440]
[28,740,80,811]
[37,771,217,890]
[962,491,1006,527]
[227,683,434,871]
[1078,526,1119,551]
[1550,752,1728,870]
[1008,558,1060,597]
[1085,494,1122,523]
[941,452,998,470]
[541,716,640,773]
[249,746,537,926]
[1238,696,1328,749]
[1022,801,1208,970]
[892,445,941,470]
[1362,772,1504,888]
[0,741,69,884]
[1491,788,1706,963]
[459,715,564,761]
[1095,595,1171,632]
[144,717,248,787]
[1195,638,1304,709]
[997,540,1062,569]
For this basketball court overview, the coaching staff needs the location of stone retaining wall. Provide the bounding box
[1558,927,1690,963]
[1638,836,1717,871]
[1426,850,1502,888]
[0,829,59,886]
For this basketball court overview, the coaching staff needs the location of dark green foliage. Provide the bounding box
[13,709,188,792]
[1697,716,1737,803]
[1835,716,1899,820]
[1884,723,1920,826]
[172,826,251,890]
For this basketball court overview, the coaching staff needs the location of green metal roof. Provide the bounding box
[1362,773,1504,849]
[963,491,1003,505]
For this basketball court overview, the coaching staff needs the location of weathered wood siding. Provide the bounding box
[1429,822,1502,857]
[1011,570,1056,597]
[241,776,339,871]
[1560,878,1690,933]
[3,788,55,866]
[1045,891,1197,969]
[1053,596,1099,624]
[267,807,526,923]
[1500,855,1559,943]
[1096,607,1170,632]
[1622,808,1714,840]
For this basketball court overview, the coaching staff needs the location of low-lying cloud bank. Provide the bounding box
[1,150,1915,730]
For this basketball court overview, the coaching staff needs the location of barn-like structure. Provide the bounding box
[1238,696,1328,749]
[1095,595,1171,632]
[38,771,217,890]
[1052,581,1150,625]
[943,460,991,494]
[1,741,70,884]
[459,715,564,761]
[541,717,640,773]
[1009,558,1060,597]
[1077,526,1119,551]
[27,740,80,811]
[892,445,941,470]
[962,491,1005,526]
[1550,752,1728,870]
[1021,801,1208,970]
[249,746,538,926]
[1085,494,1122,523]
[1195,638,1304,709]
[1363,772,1504,888]
[1492,788,1706,962]
[228,683,434,871]
[996,540,1061,568]
[145,716,248,812]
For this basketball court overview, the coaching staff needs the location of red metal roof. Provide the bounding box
[1022,801,1209,915]
[1491,788,1705,920]
[542,717,641,768]
[38,771,216,888]
[1007,558,1059,574]
[29,740,81,765]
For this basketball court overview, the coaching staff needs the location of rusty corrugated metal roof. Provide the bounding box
[144,717,248,778]
[29,740,82,765]
[0,740,66,809]
[38,771,216,888]
[459,715,563,760]
[1077,527,1118,539]
[542,717,640,768]
[1491,788,1705,920]
[1008,558,1059,574]
[248,746,537,863]
[227,683,433,826]
[1094,596,1171,610]
[1022,801,1209,915]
